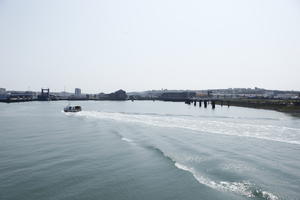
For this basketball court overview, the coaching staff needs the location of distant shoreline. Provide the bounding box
[1,98,300,115]
[214,99,300,113]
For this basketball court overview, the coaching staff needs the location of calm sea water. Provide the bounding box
[1,101,300,200]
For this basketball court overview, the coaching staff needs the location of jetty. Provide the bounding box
[177,98,300,113]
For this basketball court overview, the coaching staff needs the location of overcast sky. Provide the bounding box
[0,0,299,93]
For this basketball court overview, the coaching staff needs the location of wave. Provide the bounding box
[75,111,300,145]
[121,137,134,143]
[175,162,279,200]
[146,145,279,200]
[146,145,177,163]
[108,130,122,138]
[117,111,281,121]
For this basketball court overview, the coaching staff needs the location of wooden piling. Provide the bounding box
[212,101,216,109]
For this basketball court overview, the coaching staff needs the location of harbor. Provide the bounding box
[1,87,300,113]
[1,0,300,200]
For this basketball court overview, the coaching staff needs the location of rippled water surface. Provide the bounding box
[1,101,300,200]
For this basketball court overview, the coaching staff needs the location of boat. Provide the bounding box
[64,105,82,112]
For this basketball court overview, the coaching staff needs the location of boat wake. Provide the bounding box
[174,162,279,200]
[109,130,136,145]
[76,111,300,145]
[147,145,279,200]
[121,137,134,143]
[76,111,283,200]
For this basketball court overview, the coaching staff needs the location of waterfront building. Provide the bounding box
[96,90,128,100]
[75,88,81,96]
[0,88,7,100]
[0,88,6,94]
[159,91,196,101]
[3,91,37,101]
[108,90,127,100]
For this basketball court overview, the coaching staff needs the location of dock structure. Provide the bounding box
[181,96,233,110]
[181,96,300,112]
[157,91,229,110]
[38,88,50,101]
[211,100,216,109]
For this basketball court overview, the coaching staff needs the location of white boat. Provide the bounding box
[64,105,82,112]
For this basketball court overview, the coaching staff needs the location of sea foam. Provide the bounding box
[174,162,279,200]
[121,137,134,143]
[148,145,279,200]
[76,111,300,145]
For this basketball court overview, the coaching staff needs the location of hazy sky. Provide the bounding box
[0,0,300,93]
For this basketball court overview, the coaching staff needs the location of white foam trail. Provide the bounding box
[174,163,279,200]
[149,146,279,200]
[76,111,300,145]
[121,137,134,143]
[174,163,252,197]
[262,191,279,200]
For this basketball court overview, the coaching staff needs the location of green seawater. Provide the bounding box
[1,101,300,200]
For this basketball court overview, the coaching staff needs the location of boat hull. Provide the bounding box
[64,106,82,112]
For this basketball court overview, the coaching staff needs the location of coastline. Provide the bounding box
[215,99,300,114]
[1,98,300,115]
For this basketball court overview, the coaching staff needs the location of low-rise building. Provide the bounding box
[0,88,7,100]
[75,88,81,96]
[159,91,196,101]
[0,88,6,94]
